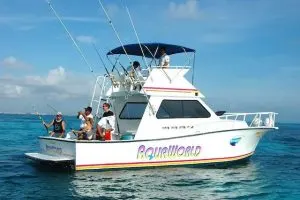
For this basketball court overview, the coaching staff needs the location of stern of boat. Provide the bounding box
[25,136,76,164]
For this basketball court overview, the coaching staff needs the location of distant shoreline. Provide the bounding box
[0,112,76,117]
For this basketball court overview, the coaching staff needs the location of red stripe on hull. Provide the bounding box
[143,87,197,91]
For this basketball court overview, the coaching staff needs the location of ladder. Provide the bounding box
[90,75,110,117]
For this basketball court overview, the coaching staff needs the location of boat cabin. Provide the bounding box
[90,43,227,140]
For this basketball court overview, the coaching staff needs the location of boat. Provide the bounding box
[25,42,278,171]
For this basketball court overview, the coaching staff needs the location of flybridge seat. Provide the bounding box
[137,66,192,80]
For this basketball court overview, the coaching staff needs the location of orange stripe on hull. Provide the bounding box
[76,152,253,171]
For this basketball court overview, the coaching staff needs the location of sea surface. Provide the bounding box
[0,114,299,200]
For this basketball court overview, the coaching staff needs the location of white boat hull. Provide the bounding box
[26,128,272,171]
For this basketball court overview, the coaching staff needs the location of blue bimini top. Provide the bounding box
[107,42,195,59]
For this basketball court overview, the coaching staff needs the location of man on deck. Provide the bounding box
[43,112,66,138]
[158,47,170,68]
[96,103,115,140]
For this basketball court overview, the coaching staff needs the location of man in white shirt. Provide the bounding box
[96,103,115,140]
[75,106,94,139]
[158,47,170,68]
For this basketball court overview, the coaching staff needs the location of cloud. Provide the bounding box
[76,35,96,44]
[0,16,26,24]
[0,66,94,101]
[167,0,201,19]
[57,16,104,23]
[0,16,104,26]
[0,56,31,69]
[16,25,35,31]
[25,66,66,85]
[0,84,23,98]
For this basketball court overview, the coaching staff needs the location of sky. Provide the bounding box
[0,0,299,122]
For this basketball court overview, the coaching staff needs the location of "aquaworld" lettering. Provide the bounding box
[45,144,62,154]
[137,145,201,160]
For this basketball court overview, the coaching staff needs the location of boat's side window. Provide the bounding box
[119,102,148,119]
[156,100,211,119]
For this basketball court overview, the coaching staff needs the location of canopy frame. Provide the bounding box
[107,42,196,59]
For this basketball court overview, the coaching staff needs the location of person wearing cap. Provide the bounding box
[43,112,66,138]
[74,106,94,140]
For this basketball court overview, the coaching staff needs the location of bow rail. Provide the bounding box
[220,112,278,128]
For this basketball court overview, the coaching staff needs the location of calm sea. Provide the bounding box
[0,114,299,199]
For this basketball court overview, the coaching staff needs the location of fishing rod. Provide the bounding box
[97,1,141,79]
[98,0,155,115]
[46,104,74,131]
[92,44,122,88]
[46,103,58,113]
[122,0,148,68]
[106,53,125,76]
[92,43,110,76]
[46,0,96,77]
[46,104,79,138]
[32,105,49,134]
[97,0,132,62]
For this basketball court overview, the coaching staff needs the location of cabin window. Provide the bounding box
[119,102,148,119]
[156,100,211,119]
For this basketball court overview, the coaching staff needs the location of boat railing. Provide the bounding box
[151,65,191,69]
[90,75,111,117]
[220,112,278,128]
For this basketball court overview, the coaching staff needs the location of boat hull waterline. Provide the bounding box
[26,128,270,171]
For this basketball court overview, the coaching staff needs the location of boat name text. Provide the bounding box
[137,145,201,160]
[162,125,194,130]
[45,144,62,154]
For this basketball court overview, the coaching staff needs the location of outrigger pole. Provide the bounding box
[123,0,148,68]
[97,0,140,78]
[123,1,171,83]
[92,43,111,76]
[105,51,129,76]
[97,0,155,115]
[192,53,196,84]
[46,0,95,76]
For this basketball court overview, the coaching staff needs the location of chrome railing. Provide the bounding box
[220,112,278,128]
[90,75,110,117]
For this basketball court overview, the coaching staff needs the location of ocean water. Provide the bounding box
[0,114,299,200]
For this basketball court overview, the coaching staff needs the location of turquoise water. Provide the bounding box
[0,114,299,199]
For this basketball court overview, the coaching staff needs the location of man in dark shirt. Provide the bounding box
[43,112,66,138]
[96,103,115,140]
[102,103,114,117]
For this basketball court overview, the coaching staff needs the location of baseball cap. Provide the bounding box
[57,112,62,116]
[84,106,92,112]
